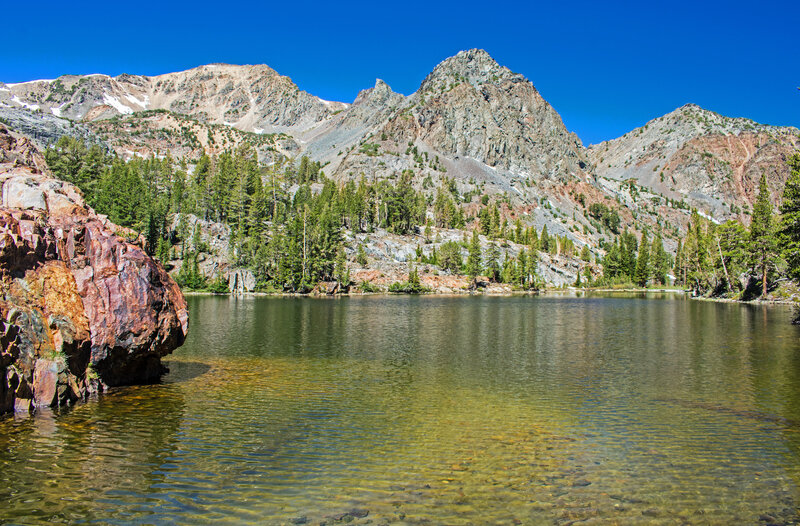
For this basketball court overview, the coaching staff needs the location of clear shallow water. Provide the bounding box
[3,293,800,524]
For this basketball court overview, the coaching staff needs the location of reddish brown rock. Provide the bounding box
[33,359,59,408]
[0,125,188,414]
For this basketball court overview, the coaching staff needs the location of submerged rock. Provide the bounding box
[0,125,188,414]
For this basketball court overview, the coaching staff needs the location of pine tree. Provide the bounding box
[529,227,539,251]
[603,238,621,281]
[716,220,747,292]
[516,249,528,288]
[479,207,491,235]
[439,241,462,273]
[749,173,778,296]
[298,156,310,184]
[540,225,550,253]
[621,230,638,280]
[634,233,650,287]
[501,257,515,284]
[779,155,800,283]
[649,232,669,285]
[674,239,683,286]
[490,205,501,238]
[335,246,349,288]
[466,230,483,278]
[408,265,422,291]
[485,242,501,282]
[356,243,368,266]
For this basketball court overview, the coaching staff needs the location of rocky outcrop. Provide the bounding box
[167,213,232,279]
[0,126,188,414]
[0,106,106,151]
[228,268,256,293]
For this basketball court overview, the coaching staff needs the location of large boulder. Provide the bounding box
[0,125,188,413]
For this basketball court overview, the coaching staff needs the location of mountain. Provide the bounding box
[0,50,589,190]
[0,64,346,134]
[589,104,800,223]
[323,50,590,197]
[1,49,797,263]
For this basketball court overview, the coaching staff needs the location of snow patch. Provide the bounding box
[317,97,348,107]
[697,210,720,225]
[0,87,8,92]
[222,121,235,127]
[102,93,133,114]
[124,93,150,108]
[11,95,39,111]
[5,79,55,87]
[51,102,69,118]
[253,127,264,134]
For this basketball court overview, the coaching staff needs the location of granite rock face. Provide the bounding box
[0,126,188,414]
[0,106,105,151]
[411,49,588,180]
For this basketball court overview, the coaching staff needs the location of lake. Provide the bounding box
[2,294,800,524]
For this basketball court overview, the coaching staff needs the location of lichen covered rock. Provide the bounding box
[0,125,188,414]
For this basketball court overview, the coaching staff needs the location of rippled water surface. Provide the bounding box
[3,294,800,524]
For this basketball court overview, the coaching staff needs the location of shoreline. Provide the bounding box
[181,287,798,306]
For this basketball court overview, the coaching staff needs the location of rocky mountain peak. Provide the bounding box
[353,79,398,106]
[418,48,516,94]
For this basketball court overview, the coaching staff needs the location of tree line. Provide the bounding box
[46,137,798,298]
[43,138,578,292]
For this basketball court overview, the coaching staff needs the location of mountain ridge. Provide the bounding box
[1,49,797,255]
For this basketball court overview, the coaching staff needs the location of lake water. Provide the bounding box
[2,294,800,525]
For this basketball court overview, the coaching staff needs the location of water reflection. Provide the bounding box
[1,295,800,524]
[0,383,187,523]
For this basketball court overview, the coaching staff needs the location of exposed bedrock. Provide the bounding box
[0,125,188,414]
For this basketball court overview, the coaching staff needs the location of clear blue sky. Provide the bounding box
[1,0,797,145]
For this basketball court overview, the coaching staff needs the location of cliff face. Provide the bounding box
[0,126,188,414]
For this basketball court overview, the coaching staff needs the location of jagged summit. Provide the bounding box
[353,79,397,105]
[418,48,518,93]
